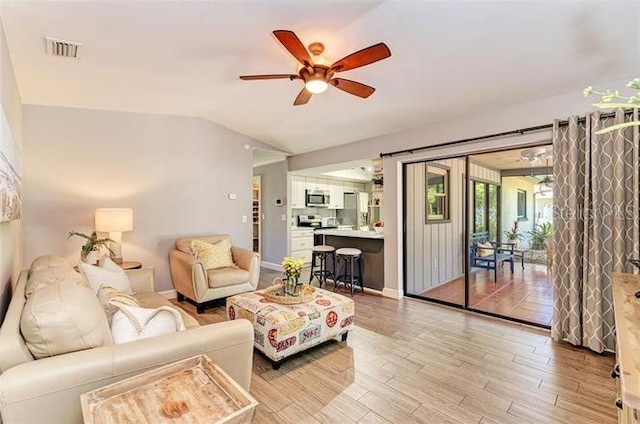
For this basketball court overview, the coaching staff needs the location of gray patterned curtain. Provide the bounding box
[552,110,639,353]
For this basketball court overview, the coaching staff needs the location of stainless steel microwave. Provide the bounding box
[306,190,330,208]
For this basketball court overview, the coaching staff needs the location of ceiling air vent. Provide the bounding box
[44,37,82,59]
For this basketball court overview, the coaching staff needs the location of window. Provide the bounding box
[517,189,527,220]
[473,181,500,239]
[426,166,449,222]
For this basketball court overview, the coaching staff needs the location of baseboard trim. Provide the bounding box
[382,287,403,299]
[159,289,177,299]
[261,261,283,272]
[363,287,384,296]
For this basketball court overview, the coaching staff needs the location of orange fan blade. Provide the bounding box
[239,74,300,81]
[273,30,313,67]
[330,43,391,72]
[294,88,312,106]
[329,78,375,98]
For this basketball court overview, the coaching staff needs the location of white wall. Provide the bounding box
[288,77,634,298]
[501,176,535,248]
[253,160,287,265]
[0,18,22,322]
[22,105,264,292]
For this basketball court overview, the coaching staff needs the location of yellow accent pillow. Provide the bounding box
[190,239,234,270]
[477,242,494,257]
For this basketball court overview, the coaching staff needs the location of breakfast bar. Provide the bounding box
[314,229,384,291]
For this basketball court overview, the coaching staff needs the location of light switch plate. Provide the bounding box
[228,193,237,200]
[242,215,248,223]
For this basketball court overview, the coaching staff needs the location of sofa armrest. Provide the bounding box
[125,268,154,293]
[169,250,208,301]
[232,246,260,290]
[0,320,254,424]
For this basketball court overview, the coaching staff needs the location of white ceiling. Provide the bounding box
[472,144,553,171]
[1,1,639,155]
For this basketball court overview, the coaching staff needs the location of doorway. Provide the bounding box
[403,144,553,328]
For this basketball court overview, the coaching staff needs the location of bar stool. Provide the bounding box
[309,245,336,288]
[334,248,363,296]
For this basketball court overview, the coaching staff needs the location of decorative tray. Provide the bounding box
[264,283,317,305]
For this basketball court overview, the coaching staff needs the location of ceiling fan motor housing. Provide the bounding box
[300,65,332,83]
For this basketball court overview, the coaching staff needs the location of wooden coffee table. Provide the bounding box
[81,355,257,423]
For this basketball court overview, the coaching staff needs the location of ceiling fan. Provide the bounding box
[239,30,391,105]
[539,158,553,188]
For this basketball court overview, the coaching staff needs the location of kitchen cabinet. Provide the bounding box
[291,175,306,209]
[305,177,328,192]
[290,228,314,264]
[343,181,365,193]
[327,180,344,209]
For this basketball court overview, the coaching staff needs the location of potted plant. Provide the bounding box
[504,221,524,246]
[528,222,553,251]
[68,231,114,264]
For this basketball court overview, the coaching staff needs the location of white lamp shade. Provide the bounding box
[95,208,133,232]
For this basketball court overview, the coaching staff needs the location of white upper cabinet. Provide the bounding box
[305,177,328,192]
[327,180,344,209]
[344,181,365,193]
[291,175,306,209]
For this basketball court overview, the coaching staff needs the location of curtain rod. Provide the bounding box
[379,109,631,159]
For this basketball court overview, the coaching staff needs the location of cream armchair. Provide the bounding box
[169,234,260,313]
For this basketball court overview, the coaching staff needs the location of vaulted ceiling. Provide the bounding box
[1,1,638,154]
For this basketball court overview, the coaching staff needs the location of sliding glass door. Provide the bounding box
[404,158,466,307]
[403,144,554,328]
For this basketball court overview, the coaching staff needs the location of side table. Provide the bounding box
[513,249,526,269]
[120,261,142,270]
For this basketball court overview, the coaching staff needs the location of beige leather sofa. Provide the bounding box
[169,234,260,313]
[0,260,254,424]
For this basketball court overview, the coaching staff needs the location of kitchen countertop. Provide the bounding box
[314,229,384,239]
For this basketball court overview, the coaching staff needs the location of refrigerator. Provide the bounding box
[340,192,370,230]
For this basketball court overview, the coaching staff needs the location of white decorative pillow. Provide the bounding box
[80,256,133,294]
[190,238,234,270]
[97,285,140,324]
[477,242,494,257]
[111,304,186,344]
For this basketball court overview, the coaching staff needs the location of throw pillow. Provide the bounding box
[190,238,233,270]
[80,256,133,294]
[110,304,186,344]
[477,242,494,257]
[97,285,140,325]
[21,282,112,359]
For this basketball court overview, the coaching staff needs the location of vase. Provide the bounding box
[283,276,301,297]
[82,250,101,265]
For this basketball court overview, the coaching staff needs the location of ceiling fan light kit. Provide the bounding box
[239,29,391,105]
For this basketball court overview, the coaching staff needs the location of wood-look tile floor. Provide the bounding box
[420,264,553,326]
[172,268,616,424]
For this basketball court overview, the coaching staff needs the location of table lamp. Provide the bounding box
[95,208,133,264]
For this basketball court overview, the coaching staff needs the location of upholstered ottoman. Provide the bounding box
[226,288,355,368]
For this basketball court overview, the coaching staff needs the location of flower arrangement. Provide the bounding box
[584,77,640,134]
[281,256,304,296]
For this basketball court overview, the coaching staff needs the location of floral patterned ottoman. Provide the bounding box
[226,288,355,368]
